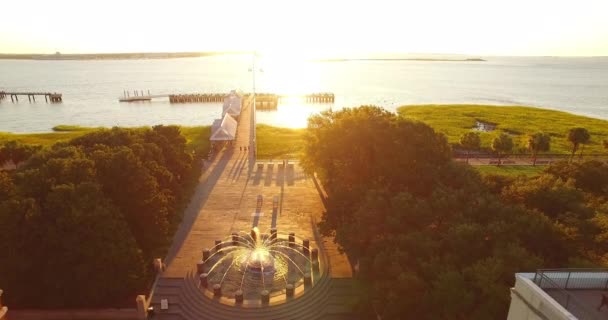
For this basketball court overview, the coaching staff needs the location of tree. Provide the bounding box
[567,127,590,162]
[0,141,41,167]
[0,127,196,308]
[301,106,608,319]
[460,131,481,163]
[0,182,147,307]
[527,132,551,166]
[491,133,513,166]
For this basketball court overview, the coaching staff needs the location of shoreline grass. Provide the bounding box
[0,125,211,155]
[52,125,99,132]
[398,105,608,154]
[4,104,607,171]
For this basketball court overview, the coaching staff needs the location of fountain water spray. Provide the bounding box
[199,227,317,302]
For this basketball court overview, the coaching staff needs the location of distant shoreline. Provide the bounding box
[313,58,486,62]
[0,52,485,62]
[0,52,246,60]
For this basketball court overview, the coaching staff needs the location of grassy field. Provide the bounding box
[0,125,211,155]
[256,124,306,159]
[398,105,608,154]
[0,130,91,146]
[180,126,211,155]
[474,165,545,177]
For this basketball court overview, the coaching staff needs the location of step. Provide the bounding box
[178,276,331,319]
[176,271,335,320]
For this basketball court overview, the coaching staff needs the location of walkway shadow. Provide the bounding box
[252,163,263,186]
[271,207,278,229]
[229,152,246,181]
[276,163,286,216]
[234,155,249,181]
[252,202,262,228]
[275,164,285,187]
[264,163,274,186]
[226,151,243,178]
[286,163,295,186]
[163,148,234,266]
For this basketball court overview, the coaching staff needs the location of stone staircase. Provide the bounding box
[150,270,355,320]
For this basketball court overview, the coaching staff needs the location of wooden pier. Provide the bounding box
[0,91,62,103]
[169,93,225,103]
[119,90,227,103]
[247,92,335,110]
[251,93,280,110]
[118,90,335,108]
[293,92,335,103]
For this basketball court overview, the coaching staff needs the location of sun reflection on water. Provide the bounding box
[255,54,334,128]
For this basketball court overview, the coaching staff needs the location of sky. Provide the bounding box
[1,0,607,56]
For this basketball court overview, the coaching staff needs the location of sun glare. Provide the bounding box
[257,53,323,95]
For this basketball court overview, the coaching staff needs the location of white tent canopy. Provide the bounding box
[222,92,242,118]
[210,113,238,141]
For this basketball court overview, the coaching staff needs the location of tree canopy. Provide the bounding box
[0,126,195,308]
[491,133,513,164]
[568,127,591,160]
[527,132,551,165]
[0,140,41,166]
[460,131,481,150]
[301,106,608,319]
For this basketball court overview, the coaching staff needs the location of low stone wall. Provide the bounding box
[7,309,139,320]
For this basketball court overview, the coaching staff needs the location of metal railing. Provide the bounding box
[534,269,608,320]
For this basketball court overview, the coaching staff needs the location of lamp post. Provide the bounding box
[249,52,263,159]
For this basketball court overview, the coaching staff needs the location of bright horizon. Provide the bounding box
[1,0,608,57]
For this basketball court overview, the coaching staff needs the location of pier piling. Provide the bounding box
[2,91,62,103]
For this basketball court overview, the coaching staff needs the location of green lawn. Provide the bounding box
[398,105,608,154]
[256,124,306,159]
[474,165,545,177]
[0,125,211,155]
[180,126,211,155]
[0,131,91,146]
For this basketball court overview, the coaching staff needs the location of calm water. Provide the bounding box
[1,55,607,133]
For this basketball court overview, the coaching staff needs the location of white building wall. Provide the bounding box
[507,274,577,320]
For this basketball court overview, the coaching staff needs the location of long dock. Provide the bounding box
[118,90,335,108]
[0,91,62,103]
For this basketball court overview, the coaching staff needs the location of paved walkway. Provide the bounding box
[152,98,354,319]
[456,155,608,166]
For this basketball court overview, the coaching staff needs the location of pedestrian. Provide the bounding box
[598,294,608,311]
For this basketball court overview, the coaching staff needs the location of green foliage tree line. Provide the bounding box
[0,126,194,308]
[301,106,608,319]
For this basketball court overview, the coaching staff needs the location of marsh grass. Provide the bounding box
[399,105,608,154]
[0,125,211,154]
